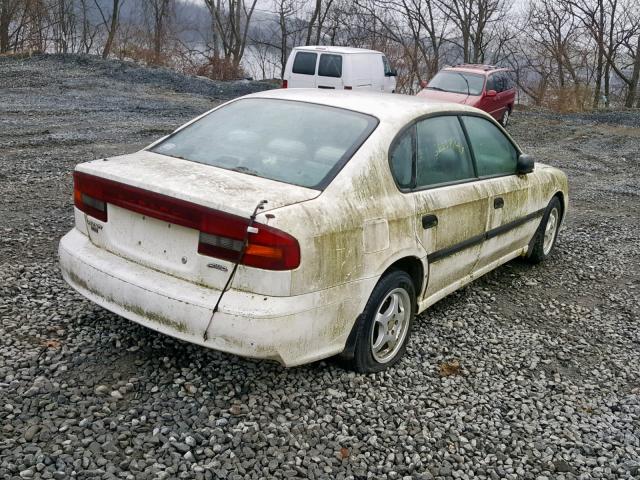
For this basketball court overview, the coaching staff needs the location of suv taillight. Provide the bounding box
[72,171,300,270]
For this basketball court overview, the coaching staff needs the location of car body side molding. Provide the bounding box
[427,207,546,263]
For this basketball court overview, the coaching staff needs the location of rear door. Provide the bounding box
[288,51,318,88]
[461,115,538,268]
[389,115,490,300]
[316,53,343,90]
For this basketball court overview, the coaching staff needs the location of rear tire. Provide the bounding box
[501,107,511,127]
[527,197,562,264]
[344,270,416,373]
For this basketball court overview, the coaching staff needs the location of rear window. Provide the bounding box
[150,99,378,189]
[292,52,317,75]
[318,54,342,77]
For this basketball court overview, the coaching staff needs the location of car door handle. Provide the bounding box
[422,214,438,229]
[494,197,504,209]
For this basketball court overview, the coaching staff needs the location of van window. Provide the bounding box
[292,52,317,75]
[382,56,393,76]
[318,54,342,78]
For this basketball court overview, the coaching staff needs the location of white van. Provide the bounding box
[282,46,397,93]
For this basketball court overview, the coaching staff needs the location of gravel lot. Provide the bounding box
[1,54,639,480]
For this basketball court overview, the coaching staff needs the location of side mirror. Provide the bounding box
[386,69,397,77]
[419,80,428,89]
[485,89,497,97]
[516,154,535,175]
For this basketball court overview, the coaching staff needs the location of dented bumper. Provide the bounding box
[58,228,354,366]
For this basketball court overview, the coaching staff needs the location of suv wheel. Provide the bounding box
[501,108,511,127]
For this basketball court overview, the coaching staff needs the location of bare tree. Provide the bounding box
[436,0,509,64]
[94,0,124,59]
[143,0,173,64]
[204,0,259,68]
[0,0,22,53]
[78,0,99,53]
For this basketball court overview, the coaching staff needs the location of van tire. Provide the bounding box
[344,270,416,373]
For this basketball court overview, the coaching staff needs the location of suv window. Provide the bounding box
[416,116,474,187]
[462,116,518,177]
[389,127,414,188]
[489,73,504,92]
[503,71,514,90]
[318,54,342,78]
[292,52,317,75]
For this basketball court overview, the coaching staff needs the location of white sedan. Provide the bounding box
[59,89,568,372]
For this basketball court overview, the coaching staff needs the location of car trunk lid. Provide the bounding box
[74,150,317,291]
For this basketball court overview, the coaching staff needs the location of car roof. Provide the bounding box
[245,88,485,124]
[292,45,382,55]
[444,64,510,75]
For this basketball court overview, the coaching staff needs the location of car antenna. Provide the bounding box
[202,199,268,341]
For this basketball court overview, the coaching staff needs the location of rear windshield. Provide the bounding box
[427,71,485,96]
[150,99,378,189]
[318,54,342,77]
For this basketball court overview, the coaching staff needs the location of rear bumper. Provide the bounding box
[59,228,363,366]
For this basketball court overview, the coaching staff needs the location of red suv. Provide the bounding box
[417,65,516,127]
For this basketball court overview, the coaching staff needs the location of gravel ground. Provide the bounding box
[1,54,639,480]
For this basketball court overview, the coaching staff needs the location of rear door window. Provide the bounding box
[318,54,342,78]
[415,116,474,187]
[462,116,518,177]
[292,52,317,75]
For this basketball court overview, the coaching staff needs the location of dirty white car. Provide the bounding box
[59,89,568,372]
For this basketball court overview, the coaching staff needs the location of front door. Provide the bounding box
[460,115,539,268]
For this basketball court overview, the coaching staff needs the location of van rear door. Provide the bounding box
[316,53,343,90]
[288,50,318,88]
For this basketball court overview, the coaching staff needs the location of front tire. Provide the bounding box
[346,270,416,373]
[527,197,562,264]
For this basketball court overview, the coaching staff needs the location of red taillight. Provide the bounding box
[74,173,108,221]
[282,79,288,88]
[72,171,300,270]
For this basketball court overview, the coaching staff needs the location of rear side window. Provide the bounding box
[292,52,317,75]
[415,116,474,187]
[503,72,515,90]
[389,128,414,188]
[462,116,518,177]
[318,54,342,78]
[487,74,497,92]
